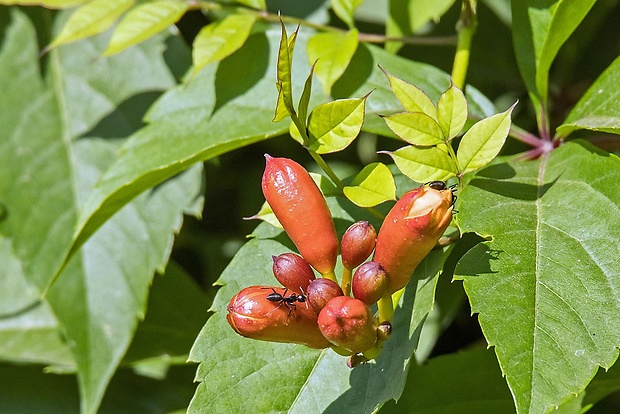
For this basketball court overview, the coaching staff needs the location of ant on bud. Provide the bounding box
[264,287,308,318]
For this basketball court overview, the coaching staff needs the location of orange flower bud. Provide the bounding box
[306,278,344,314]
[317,296,377,354]
[351,261,388,305]
[272,253,315,292]
[341,221,377,269]
[227,286,330,349]
[261,155,339,276]
[373,185,453,293]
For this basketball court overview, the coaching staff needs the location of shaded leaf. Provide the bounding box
[104,0,188,56]
[437,83,468,139]
[383,111,444,146]
[68,27,320,266]
[0,9,201,414]
[48,0,134,49]
[386,0,456,53]
[192,13,256,77]
[389,145,457,182]
[457,104,514,174]
[512,0,596,114]
[381,348,514,414]
[557,54,620,137]
[343,162,396,207]
[454,141,620,414]
[307,29,358,95]
[307,95,367,153]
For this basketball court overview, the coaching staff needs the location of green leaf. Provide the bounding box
[437,83,468,139]
[0,9,201,414]
[189,200,454,412]
[331,0,364,27]
[389,145,457,183]
[383,112,445,146]
[381,348,514,413]
[386,0,456,53]
[236,0,265,10]
[104,0,188,56]
[245,201,282,229]
[557,54,620,137]
[307,95,367,153]
[343,162,396,207]
[48,0,134,49]
[68,26,320,267]
[454,141,620,414]
[307,29,358,95]
[457,104,514,174]
[381,68,437,119]
[191,13,256,77]
[273,21,298,121]
[512,0,596,115]
[298,61,315,124]
[0,0,83,7]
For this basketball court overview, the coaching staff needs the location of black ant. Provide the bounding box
[264,288,307,318]
[425,180,458,207]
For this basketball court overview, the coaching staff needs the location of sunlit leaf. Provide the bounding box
[389,145,457,183]
[236,0,265,10]
[381,67,437,119]
[343,162,396,207]
[454,141,620,414]
[273,21,299,121]
[557,54,620,137]
[307,95,367,153]
[457,104,514,174]
[383,111,444,146]
[104,0,188,56]
[0,0,83,8]
[307,29,358,96]
[192,14,256,77]
[48,0,134,49]
[437,83,468,139]
[331,0,364,27]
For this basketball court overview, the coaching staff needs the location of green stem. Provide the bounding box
[309,151,345,189]
[322,269,338,283]
[342,267,353,296]
[377,291,395,323]
[451,0,477,89]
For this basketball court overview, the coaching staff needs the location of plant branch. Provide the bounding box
[451,0,477,89]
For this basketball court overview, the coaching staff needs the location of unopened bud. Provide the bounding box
[341,221,377,269]
[374,186,453,293]
[317,296,377,354]
[351,261,388,305]
[272,253,315,292]
[306,278,344,314]
[227,286,330,349]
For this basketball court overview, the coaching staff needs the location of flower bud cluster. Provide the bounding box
[227,155,454,366]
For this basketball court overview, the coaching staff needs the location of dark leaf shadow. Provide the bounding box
[213,32,269,114]
[332,44,375,99]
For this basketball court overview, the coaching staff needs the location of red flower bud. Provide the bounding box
[351,261,388,305]
[262,155,339,276]
[306,278,344,314]
[373,185,453,293]
[317,296,377,353]
[227,286,330,349]
[272,253,315,292]
[341,221,377,269]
